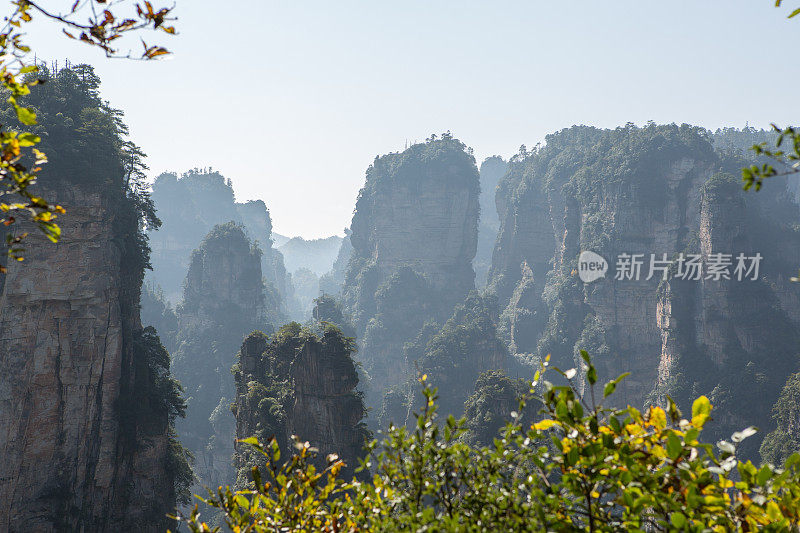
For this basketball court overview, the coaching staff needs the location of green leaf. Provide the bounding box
[580,350,590,365]
[666,432,682,460]
[556,400,569,420]
[15,105,36,125]
[603,381,616,398]
[17,133,40,147]
[691,396,711,428]
[666,395,682,423]
[757,464,772,485]
[587,365,597,385]
[671,512,687,528]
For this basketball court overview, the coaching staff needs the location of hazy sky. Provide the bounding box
[25,1,800,238]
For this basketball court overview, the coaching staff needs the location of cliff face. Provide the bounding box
[319,232,353,296]
[0,65,186,532]
[172,222,270,495]
[147,170,292,318]
[0,184,176,532]
[489,125,800,459]
[475,156,508,287]
[342,135,480,406]
[233,321,368,485]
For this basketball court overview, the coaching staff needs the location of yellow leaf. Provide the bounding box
[691,396,712,428]
[533,419,558,431]
[649,406,667,430]
[766,501,783,521]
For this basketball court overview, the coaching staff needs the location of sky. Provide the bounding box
[23,1,800,238]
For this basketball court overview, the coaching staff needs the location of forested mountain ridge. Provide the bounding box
[0,65,189,532]
[341,133,484,415]
[488,124,800,460]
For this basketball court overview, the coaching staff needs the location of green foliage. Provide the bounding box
[131,327,186,421]
[178,354,800,532]
[743,124,800,190]
[0,0,174,263]
[121,327,192,508]
[739,2,799,188]
[761,373,800,466]
[312,294,356,338]
[418,291,509,417]
[462,370,530,446]
[168,429,196,507]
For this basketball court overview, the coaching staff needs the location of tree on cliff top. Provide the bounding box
[0,0,176,268]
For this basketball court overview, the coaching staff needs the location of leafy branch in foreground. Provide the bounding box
[775,0,800,20]
[174,351,800,532]
[0,0,176,270]
[743,124,800,191]
[741,3,798,191]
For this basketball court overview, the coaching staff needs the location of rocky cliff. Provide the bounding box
[0,183,183,532]
[172,222,271,495]
[489,124,800,459]
[147,170,292,318]
[0,65,187,532]
[341,134,480,407]
[475,156,508,287]
[318,231,353,296]
[232,319,368,485]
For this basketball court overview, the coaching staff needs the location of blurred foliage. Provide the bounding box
[743,125,800,191]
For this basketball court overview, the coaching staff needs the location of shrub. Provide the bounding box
[174,352,800,532]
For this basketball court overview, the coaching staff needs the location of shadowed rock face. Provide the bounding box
[172,222,270,498]
[475,156,509,287]
[148,171,293,315]
[0,184,175,532]
[489,125,800,460]
[342,135,480,404]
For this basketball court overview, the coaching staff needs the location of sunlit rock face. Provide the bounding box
[0,183,175,532]
[489,125,800,460]
[341,135,480,404]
